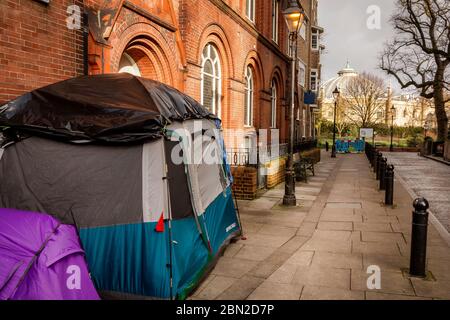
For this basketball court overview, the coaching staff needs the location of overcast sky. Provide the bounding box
[318,0,401,91]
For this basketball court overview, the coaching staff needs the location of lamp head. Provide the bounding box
[283,0,306,33]
[332,86,340,100]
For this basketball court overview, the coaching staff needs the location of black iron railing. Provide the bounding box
[227,139,317,167]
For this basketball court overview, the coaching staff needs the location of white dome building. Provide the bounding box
[320,61,358,101]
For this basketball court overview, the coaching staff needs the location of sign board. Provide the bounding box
[360,128,374,139]
[304,91,316,105]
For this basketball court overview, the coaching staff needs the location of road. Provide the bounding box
[384,152,450,233]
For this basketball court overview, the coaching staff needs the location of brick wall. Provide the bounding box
[230,166,257,200]
[0,0,85,104]
[266,157,287,189]
[231,147,321,200]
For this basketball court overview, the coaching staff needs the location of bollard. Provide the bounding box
[376,152,383,180]
[385,164,394,205]
[379,157,387,190]
[409,198,429,277]
[371,148,376,169]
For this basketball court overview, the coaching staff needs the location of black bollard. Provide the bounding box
[379,157,387,190]
[376,152,383,180]
[409,198,429,277]
[385,164,394,205]
[371,148,376,169]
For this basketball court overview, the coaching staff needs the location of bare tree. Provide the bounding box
[342,72,387,128]
[380,0,450,141]
[335,99,351,137]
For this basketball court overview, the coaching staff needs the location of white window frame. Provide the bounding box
[311,29,319,50]
[246,0,256,23]
[298,60,306,88]
[272,0,279,43]
[244,66,254,127]
[201,44,222,117]
[310,69,318,92]
[271,80,277,128]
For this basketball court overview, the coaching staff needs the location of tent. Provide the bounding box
[0,73,241,299]
[0,208,100,300]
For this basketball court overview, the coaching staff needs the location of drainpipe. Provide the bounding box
[83,11,89,76]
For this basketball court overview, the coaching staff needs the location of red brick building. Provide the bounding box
[0,0,323,152]
[0,0,85,103]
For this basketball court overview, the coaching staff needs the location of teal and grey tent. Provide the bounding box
[0,73,241,299]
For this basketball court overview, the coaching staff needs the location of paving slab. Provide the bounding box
[351,269,415,295]
[194,276,237,300]
[216,276,265,300]
[292,266,351,290]
[353,222,392,232]
[352,241,402,256]
[311,252,363,270]
[211,257,259,278]
[365,292,431,300]
[301,286,365,300]
[247,281,303,300]
[257,224,298,237]
[317,221,353,231]
[301,238,352,254]
[296,221,318,237]
[234,245,278,262]
[361,231,406,244]
[362,254,408,273]
[285,250,315,266]
[410,277,450,299]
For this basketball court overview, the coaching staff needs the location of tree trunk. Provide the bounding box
[434,94,448,141]
[433,67,449,141]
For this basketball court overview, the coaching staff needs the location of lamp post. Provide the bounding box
[390,105,395,152]
[282,0,306,206]
[331,87,340,158]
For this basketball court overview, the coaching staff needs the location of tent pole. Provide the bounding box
[162,142,175,300]
[165,176,174,300]
[231,188,245,240]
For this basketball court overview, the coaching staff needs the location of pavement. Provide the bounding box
[383,152,450,235]
[189,151,450,300]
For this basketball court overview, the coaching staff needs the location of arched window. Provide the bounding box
[272,0,279,43]
[271,80,277,128]
[244,66,254,126]
[201,44,221,117]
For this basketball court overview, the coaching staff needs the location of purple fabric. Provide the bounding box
[0,208,99,300]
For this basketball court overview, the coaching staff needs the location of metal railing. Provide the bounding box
[227,139,317,167]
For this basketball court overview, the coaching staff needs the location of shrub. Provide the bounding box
[407,134,423,148]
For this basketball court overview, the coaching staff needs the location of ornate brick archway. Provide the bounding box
[119,36,170,84]
[110,22,180,88]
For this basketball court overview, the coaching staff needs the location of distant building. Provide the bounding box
[318,62,436,132]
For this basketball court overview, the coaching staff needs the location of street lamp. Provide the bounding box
[390,105,396,152]
[282,0,306,206]
[331,86,340,158]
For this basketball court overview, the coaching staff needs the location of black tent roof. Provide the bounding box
[0,73,217,144]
